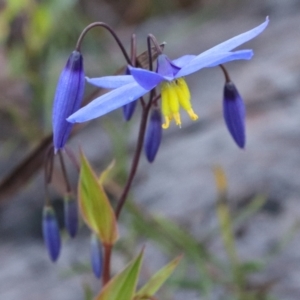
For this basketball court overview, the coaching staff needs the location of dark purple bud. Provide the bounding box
[223,82,246,148]
[90,233,103,278]
[144,108,162,163]
[52,50,85,152]
[42,206,61,262]
[122,67,137,121]
[123,100,137,121]
[64,195,78,238]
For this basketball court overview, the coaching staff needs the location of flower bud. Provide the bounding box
[144,108,162,163]
[123,100,137,121]
[52,50,85,152]
[42,205,61,262]
[90,233,103,278]
[64,195,78,238]
[122,68,137,121]
[223,82,245,148]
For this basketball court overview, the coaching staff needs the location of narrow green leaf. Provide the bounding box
[83,283,94,300]
[213,165,227,197]
[78,151,118,245]
[96,249,144,300]
[135,255,182,299]
[98,160,115,185]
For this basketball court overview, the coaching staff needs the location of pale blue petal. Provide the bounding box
[129,66,169,90]
[206,49,253,67]
[67,82,148,123]
[175,51,248,78]
[172,55,196,67]
[201,17,269,55]
[86,75,135,89]
[156,54,177,77]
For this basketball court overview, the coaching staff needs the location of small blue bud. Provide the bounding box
[223,82,246,148]
[122,68,137,121]
[144,108,162,163]
[52,50,85,152]
[123,100,137,121]
[42,206,61,262]
[90,233,103,278]
[64,195,78,238]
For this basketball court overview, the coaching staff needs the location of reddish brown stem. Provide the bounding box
[115,100,152,219]
[219,64,231,83]
[102,244,112,285]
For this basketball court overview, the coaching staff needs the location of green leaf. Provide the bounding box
[135,255,182,299]
[240,261,265,274]
[96,249,144,300]
[83,283,94,300]
[98,160,115,185]
[78,151,118,245]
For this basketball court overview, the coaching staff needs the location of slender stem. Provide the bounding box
[44,146,54,206]
[130,34,137,67]
[131,35,146,108]
[58,151,72,194]
[147,34,163,67]
[64,146,80,172]
[45,146,54,184]
[219,64,231,83]
[102,244,112,285]
[147,36,154,72]
[75,22,131,65]
[115,101,152,219]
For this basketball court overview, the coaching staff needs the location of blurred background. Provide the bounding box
[1,0,300,299]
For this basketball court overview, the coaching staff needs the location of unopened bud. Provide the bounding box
[42,205,61,262]
[144,108,162,163]
[90,233,103,278]
[223,82,246,148]
[64,195,78,238]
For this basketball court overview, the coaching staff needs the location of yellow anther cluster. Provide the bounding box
[161,78,199,129]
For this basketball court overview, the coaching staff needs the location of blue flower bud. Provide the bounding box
[90,233,103,278]
[123,100,137,121]
[144,108,162,163]
[42,206,61,262]
[223,82,246,148]
[52,50,85,152]
[64,195,78,238]
[122,68,137,121]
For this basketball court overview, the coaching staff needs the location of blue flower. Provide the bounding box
[67,18,268,126]
[42,206,61,262]
[52,50,85,152]
[223,82,246,148]
[144,108,162,162]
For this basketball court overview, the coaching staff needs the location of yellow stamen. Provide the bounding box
[173,112,181,127]
[187,109,199,121]
[160,78,198,128]
[161,83,171,118]
[174,78,199,121]
[162,116,170,129]
[174,78,191,110]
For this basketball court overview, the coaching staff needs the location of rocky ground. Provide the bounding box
[1,0,300,299]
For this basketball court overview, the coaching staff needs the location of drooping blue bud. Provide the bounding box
[122,67,137,121]
[123,100,137,121]
[90,233,103,278]
[144,108,162,163]
[64,195,78,238]
[52,50,85,152]
[42,205,61,262]
[223,82,246,148]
